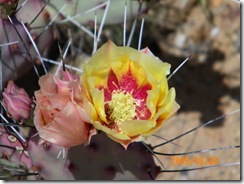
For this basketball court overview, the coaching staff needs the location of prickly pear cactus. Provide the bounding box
[1,128,160,180]
[27,131,160,180]
[0,127,36,180]
[0,0,143,86]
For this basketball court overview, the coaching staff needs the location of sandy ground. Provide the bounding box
[141,0,240,180]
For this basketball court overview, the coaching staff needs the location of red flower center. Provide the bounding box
[98,69,152,125]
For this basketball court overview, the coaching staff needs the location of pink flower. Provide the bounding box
[2,80,32,121]
[33,73,96,148]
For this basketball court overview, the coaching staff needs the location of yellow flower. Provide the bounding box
[81,41,180,148]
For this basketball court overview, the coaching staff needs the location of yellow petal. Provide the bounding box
[93,121,131,140]
[120,120,155,137]
[158,87,176,108]
[110,54,130,80]
[106,45,146,85]
[157,76,169,103]
[107,134,145,149]
[90,88,107,123]
[156,89,177,121]
[84,41,115,74]
[144,101,179,136]
[146,89,160,117]
[85,69,108,89]
[143,88,180,136]
[82,93,98,122]
[130,50,171,86]
[85,41,131,74]
[129,59,148,87]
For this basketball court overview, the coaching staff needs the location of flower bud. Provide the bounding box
[2,80,32,121]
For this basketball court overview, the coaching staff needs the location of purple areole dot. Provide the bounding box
[87,143,99,152]
[105,165,116,175]
[42,141,51,150]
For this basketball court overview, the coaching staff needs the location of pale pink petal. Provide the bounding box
[76,105,91,123]
[140,47,154,56]
[69,80,83,104]
[37,102,91,148]
[53,76,70,95]
[33,105,46,130]
[48,95,70,110]
[34,73,94,148]
[38,74,58,95]
[60,70,79,81]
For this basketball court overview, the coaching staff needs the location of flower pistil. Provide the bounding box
[107,90,136,125]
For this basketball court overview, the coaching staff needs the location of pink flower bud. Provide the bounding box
[0,0,18,19]
[2,80,32,121]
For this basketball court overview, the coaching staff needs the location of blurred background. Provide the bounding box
[141,0,240,180]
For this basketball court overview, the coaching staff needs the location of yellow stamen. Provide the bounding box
[108,91,136,124]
